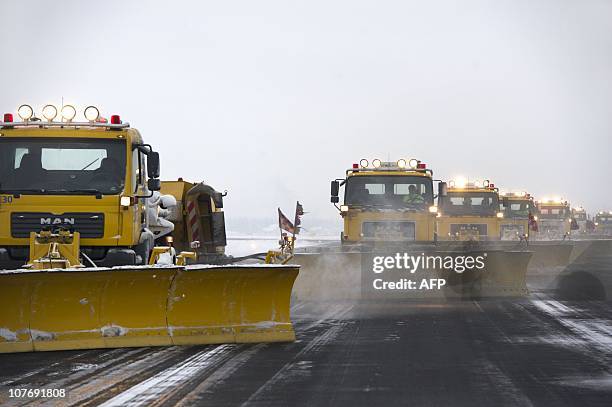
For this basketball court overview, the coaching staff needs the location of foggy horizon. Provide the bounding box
[2,0,611,226]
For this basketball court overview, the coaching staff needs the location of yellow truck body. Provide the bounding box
[498,193,535,240]
[436,182,503,241]
[535,199,571,240]
[332,160,437,243]
[0,125,158,268]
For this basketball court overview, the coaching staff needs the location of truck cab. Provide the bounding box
[0,104,161,269]
[499,192,535,241]
[571,206,588,235]
[436,180,503,241]
[594,211,612,236]
[534,198,571,240]
[330,159,438,242]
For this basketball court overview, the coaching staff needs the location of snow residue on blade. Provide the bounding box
[99,345,233,407]
[254,321,277,329]
[101,324,129,337]
[30,329,55,341]
[0,328,18,341]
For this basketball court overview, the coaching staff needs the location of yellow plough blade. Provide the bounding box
[0,264,298,353]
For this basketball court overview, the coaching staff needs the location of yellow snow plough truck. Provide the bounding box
[593,211,612,237]
[496,192,570,272]
[529,198,579,269]
[291,159,531,300]
[435,180,531,296]
[498,192,534,241]
[571,207,589,236]
[0,105,298,353]
[535,198,572,240]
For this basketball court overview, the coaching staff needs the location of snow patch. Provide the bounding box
[0,328,18,341]
[30,329,55,341]
[254,321,277,329]
[101,324,129,337]
[71,363,98,372]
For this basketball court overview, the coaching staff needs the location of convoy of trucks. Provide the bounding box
[0,104,610,354]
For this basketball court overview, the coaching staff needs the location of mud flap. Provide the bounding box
[0,264,298,353]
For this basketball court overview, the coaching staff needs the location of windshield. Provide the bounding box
[501,199,536,219]
[596,215,612,224]
[573,212,587,221]
[440,191,500,216]
[0,137,127,195]
[538,206,570,219]
[344,175,433,209]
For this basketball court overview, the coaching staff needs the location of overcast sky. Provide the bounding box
[1,0,611,225]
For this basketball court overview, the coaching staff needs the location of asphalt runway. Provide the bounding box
[1,293,612,407]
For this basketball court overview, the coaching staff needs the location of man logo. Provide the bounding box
[40,217,76,226]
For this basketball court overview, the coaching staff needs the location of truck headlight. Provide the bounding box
[372,159,381,168]
[359,159,369,168]
[408,158,418,169]
[120,196,132,207]
[496,212,504,218]
[397,159,406,168]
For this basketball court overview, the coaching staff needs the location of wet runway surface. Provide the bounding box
[2,291,612,406]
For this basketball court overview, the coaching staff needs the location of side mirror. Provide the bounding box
[438,182,448,197]
[331,180,340,203]
[212,191,224,208]
[147,178,161,191]
[147,152,160,179]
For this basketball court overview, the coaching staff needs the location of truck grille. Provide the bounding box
[362,221,416,240]
[500,224,525,240]
[11,212,105,238]
[450,224,488,238]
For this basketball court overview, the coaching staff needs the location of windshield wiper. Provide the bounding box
[81,158,101,171]
[0,188,46,196]
[44,188,104,197]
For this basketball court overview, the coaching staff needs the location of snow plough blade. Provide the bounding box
[291,243,531,301]
[0,264,298,353]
